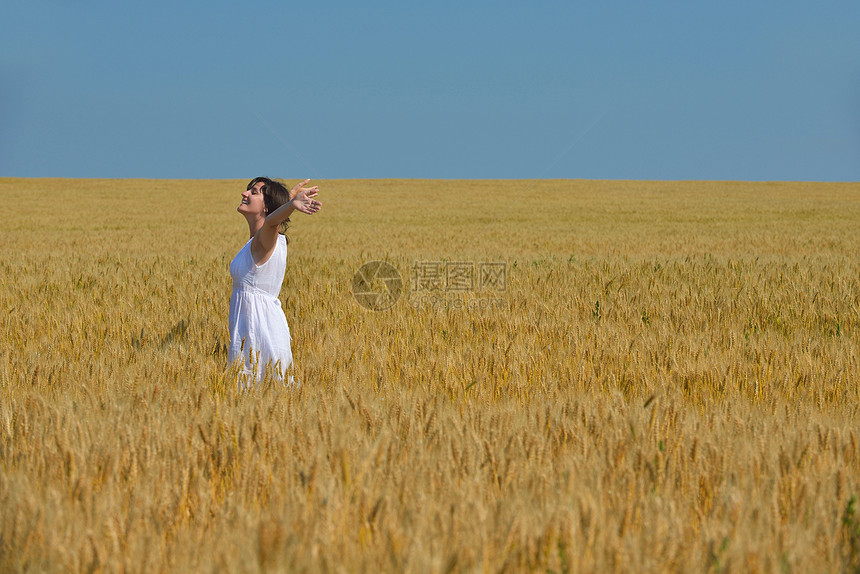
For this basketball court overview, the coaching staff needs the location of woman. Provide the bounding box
[228,177,321,388]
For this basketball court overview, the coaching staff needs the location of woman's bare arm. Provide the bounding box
[251,180,322,266]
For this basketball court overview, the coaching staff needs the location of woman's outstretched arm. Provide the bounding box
[251,180,322,266]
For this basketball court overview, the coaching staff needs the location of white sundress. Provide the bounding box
[228,234,294,388]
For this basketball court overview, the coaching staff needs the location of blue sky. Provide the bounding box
[2,0,858,181]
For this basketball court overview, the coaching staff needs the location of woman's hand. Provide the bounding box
[289,179,318,200]
[291,187,322,215]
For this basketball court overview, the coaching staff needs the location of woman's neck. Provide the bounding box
[246,215,265,240]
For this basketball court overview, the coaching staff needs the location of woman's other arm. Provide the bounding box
[251,180,322,265]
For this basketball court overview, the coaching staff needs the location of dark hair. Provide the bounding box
[247,177,290,238]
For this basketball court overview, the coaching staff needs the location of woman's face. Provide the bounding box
[238,181,266,217]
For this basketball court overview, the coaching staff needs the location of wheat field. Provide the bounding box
[1,177,859,572]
